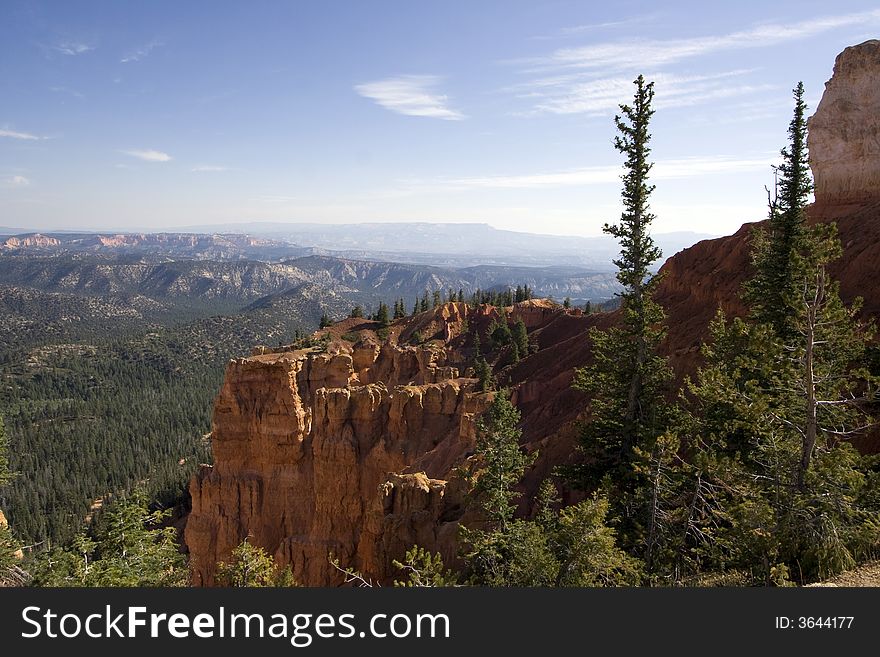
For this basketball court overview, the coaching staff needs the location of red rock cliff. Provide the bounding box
[186,312,491,585]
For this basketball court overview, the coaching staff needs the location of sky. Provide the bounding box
[1,0,879,238]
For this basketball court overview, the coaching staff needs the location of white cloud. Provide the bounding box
[0,128,44,140]
[121,39,164,63]
[515,69,774,117]
[395,155,776,192]
[509,10,880,117]
[355,75,465,120]
[191,165,230,172]
[5,175,30,186]
[121,149,172,162]
[531,10,880,72]
[53,41,94,56]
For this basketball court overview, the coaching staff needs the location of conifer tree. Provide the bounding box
[421,291,430,312]
[745,82,813,340]
[511,318,528,356]
[216,536,296,587]
[376,302,390,327]
[572,75,672,483]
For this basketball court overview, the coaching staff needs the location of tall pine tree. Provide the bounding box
[572,75,672,484]
[745,82,813,340]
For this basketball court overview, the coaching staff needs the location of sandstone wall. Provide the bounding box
[808,40,880,206]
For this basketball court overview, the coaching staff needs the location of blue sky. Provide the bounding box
[1,0,878,237]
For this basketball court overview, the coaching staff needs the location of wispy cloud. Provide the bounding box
[519,69,770,116]
[49,86,85,100]
[4,175,31,187]
[191,165,230,172]
[121,39,164,63]
[355,75,465,120]
[391,155,776,193]
[0,128,45,140]
[53,41,94,56]
[526,10,880,73]
[121,149,172,162]
[510,10,880,117]
[531,14,660,40]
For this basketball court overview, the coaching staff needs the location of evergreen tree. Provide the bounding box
[461,398,640,587]
[421,291,430,312]
[319,312,332,328]
[571,75,671,484]
[432,290,442,308]
[216,536,296,587]
[392,546,459,587]
[412,298,419,316]
[350,305,364,319]
[470,392,529,527]
[563,296,572,309]
[744,82,813,340]
[458,288,465,303]
[584,301,592,314]
[511,318,528,356]
[376,302,390,328]
[474,357,495,392]
[30,491,187,587]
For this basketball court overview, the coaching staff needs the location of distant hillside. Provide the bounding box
[2,224,715,269]
[0,253,621,309]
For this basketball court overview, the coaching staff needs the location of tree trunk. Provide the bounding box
[797,268,823,490]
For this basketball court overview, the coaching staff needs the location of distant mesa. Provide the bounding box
[2,233,60,250]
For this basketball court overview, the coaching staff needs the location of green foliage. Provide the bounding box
[474,357,495,392]
[350,305,364,318]
[215,536,297,587]
[487,316,512,350]
[471,392,532,526]
[375,302,390,327]
[744,82,813,340]
[0,524,23,586]
[563,296,571,309]
[652,302,880,584]
[319,312,332,328]
[463,396,638,587]
[30,491,186,587]
[511,318,528,356]
[392,546,459,587]
[0,415,10,488]
[570,74,672,498]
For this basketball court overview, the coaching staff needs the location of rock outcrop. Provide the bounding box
[186,334,489,586]
[808,39,880,206]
